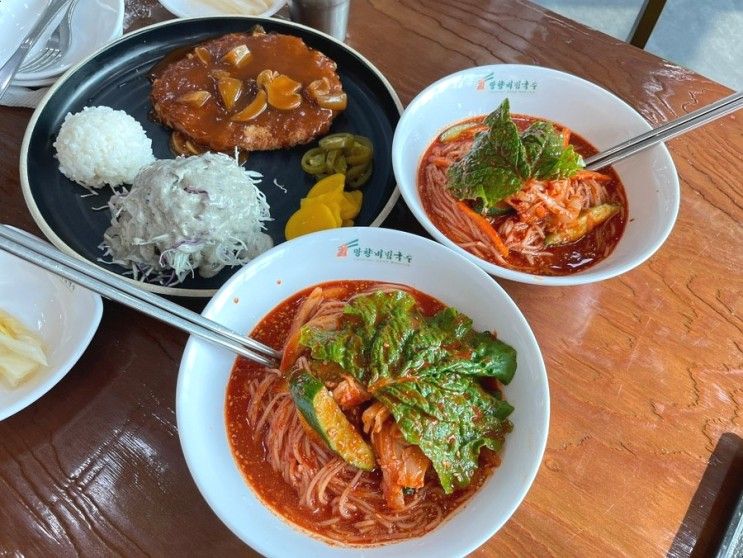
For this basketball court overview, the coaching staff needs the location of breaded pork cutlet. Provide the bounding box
[151,28,347,152]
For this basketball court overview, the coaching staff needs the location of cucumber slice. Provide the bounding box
[544,204,621,247]
[289,371,376,471]
[472,199,513,217]
[439,122,479,143]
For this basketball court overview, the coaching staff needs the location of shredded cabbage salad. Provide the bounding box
[101,153,272,285]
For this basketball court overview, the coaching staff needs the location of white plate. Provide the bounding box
[177,227,549,557]
[392,64,681,286]
[0,0,124,82]
[158,0,285,18]
[0,241,103,421]
[10,76,56,88]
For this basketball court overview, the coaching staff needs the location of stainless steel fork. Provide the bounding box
[0,0,72,98]
[19,0,78,74]
[18,29,63,74]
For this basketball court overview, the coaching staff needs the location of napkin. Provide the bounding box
[1,85,50,108]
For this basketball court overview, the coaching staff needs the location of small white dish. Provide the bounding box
[392,64,681,286]
[158,0,285,18]
[177,227,549,557]
[0,242,103,421]
[0,0,124,83]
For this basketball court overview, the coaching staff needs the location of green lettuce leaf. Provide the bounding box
[446,98,585,209]
[448,99,529,205]
[375,376,513,493]
[298,290,517,493]
[521,121,583,179]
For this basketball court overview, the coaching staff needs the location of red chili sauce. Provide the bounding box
[418,115,628,275]
[225,280,499,545]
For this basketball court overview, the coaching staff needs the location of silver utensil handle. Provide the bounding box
[0,225,280,360]
[0,0,71,97]
[584,91,743,170]
[0,225,280,367]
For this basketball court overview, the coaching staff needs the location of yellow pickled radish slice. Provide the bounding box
[341,190,362,220]
[305,187,362,220]
[285,204,339,240]
[300,197,342,227]
[307,173,345,198]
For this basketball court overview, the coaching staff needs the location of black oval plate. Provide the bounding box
[21,17,401,297]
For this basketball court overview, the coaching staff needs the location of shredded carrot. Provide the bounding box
[572,169,611,182]
[280,330,302,373]
[428,156,452,168]
[456,201,510,258]
[561,127,571,147]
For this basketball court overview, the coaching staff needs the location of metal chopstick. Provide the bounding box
[584,90,743,170]
[0,225,280,367]
[0,225,279,360]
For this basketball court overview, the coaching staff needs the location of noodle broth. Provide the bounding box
[418,115,628,275]
[226,280,499,546]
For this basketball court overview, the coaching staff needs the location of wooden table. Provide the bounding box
[1,1,741,556]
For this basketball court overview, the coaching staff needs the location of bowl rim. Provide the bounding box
[0,245,103,421]
[392,63,681,286]
[176,226,550,557]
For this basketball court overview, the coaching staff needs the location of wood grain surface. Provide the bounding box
[1,0,741,556]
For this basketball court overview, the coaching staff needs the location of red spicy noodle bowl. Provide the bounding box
[418,103,628,276]
[226,280,517,545]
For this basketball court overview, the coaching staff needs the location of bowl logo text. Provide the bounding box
[337,239,413,265]
[476,73,538,92]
